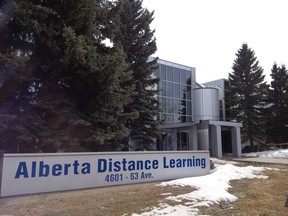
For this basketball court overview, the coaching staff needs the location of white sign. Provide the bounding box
[0,151,210,197]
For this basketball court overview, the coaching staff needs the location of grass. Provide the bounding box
[198,163,288,216]
[0,162,287,216]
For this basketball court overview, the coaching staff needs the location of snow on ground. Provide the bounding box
[131,151,285,216]
[243,148,288,158]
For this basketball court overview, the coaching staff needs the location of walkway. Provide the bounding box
[231,157,288,165]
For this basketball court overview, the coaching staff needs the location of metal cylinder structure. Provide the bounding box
[193,87,220,123]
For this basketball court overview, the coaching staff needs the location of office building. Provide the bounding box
[154,59,242,158]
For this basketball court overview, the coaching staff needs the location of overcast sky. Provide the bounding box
[142,0,288,84]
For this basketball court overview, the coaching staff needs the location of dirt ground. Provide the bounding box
[0,162,287,216]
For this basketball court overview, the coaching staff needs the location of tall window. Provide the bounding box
[154,61,194,125]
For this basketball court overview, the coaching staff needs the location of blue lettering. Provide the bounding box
[108,159,113,172]
[176,159,183,167]
[152,160,159,169]
[52,164,62,176]
[15,160,92,178]
[31,161,36,177]
[15,162,29,178]
[170,159,175,168]
[39,161,49,177]
[98,158,161,173]
[144,160,151,170]
[81,163,91,174]
[128,161,135,171]
[64,163,71,175]
[163,157,169,168]
[98,159,107,173]
[73,160,80,174]
[114,161,121,172]
[122,158,127,171]
[201,158,206,168]
[163,157,207,169]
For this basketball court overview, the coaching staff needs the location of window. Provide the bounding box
[156,62,194,125]
[159,96,166,111]
[186,71,191,85]
[160,81,166,96]
[180,99,186,115]
[166,82,173,97]
[180,85,186,99]
[167,66,173,81]
[166,98,173,113]
[187,100,192,115]
[173,99,180,114]
[174,115,181,124]
[186,85,191,100]
[180,69,187,84]
[173,68,180,83]
[173,83,180,98]
[160,65,166,80]
[165,114,174,124]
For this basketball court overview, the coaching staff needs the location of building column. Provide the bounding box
[188,126,198,150]
[198,126,209,150]
[209,125,222,158]
[231,126,241,157]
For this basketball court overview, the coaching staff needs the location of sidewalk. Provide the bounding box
[231,157,288,165]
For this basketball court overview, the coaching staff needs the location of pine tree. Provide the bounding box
[61,1,137,150]
[0,0,63,152]
[266,63,288,143]
[0,0,135,152]
[114,0,160,151]
[227,43,268,150]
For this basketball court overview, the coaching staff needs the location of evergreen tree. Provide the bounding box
[114,0,160,151]
[266,63,288,143]
[227,43,268,150]
[60,1,136,150]
[0,0,64,152]
[0,0,135,152]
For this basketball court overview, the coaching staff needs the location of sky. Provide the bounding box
[132,149,288,216]
[142,0,288,84]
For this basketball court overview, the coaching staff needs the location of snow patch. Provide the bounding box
[132,203,199,216]
[131,149,286,216]
[132,164,269,216]
[160,193,172,196]
[160,164,267,205]
[243,149,288,158]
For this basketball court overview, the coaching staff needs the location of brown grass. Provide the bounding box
[0,162,287,216]
[198,163,288,216]
[0,182,192,216]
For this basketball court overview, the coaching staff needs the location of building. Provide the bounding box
[154,59,242,158]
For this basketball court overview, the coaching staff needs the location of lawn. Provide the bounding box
[0,161,287,216]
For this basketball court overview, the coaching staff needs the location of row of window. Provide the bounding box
[154,63,194,125]
[159,81,191,99]
[154,65,192,84]
[158,96,192,116]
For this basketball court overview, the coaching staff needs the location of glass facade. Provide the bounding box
[154,60,195,125]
